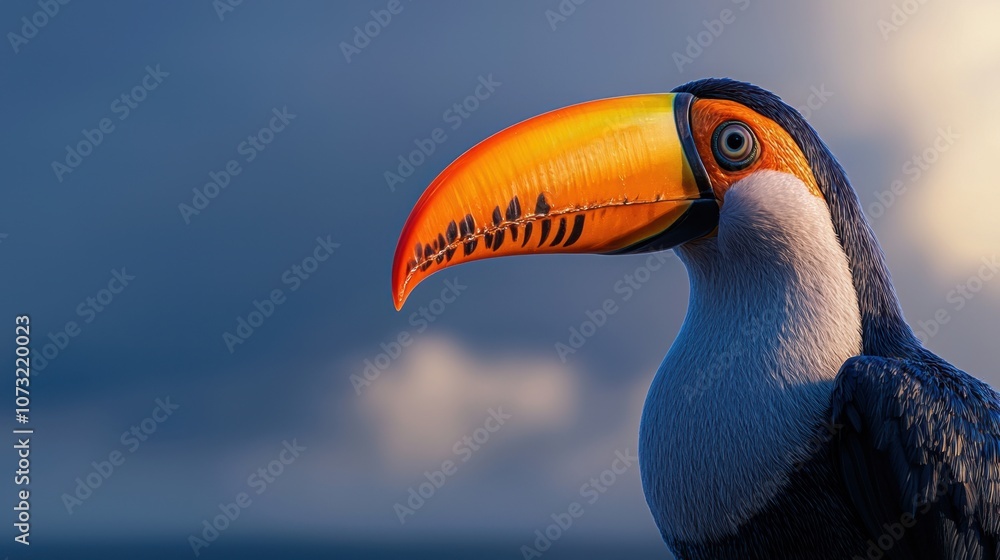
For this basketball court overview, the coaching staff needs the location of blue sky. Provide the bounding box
[2,1,998,558]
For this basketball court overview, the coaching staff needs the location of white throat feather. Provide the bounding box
[640,170,862,542]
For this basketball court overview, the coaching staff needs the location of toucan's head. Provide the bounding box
[391,79,899,347]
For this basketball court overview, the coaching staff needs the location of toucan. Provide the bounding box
[390,78,1000,560]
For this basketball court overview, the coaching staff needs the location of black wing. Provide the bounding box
[832,354,1000,560]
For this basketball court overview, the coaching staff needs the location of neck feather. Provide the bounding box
[640,171,862,542]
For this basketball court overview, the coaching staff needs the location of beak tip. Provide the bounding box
[391,245,410,311]
[391,266,410,311]
[391,275,405,311]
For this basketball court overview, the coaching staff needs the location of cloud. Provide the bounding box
[890,2,1000,278]
[360,336,580,471]
[814,0,1000,290]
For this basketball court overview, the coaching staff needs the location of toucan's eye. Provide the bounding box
[712,121,758,171]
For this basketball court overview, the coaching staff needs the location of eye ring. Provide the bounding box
[711,121,758,171]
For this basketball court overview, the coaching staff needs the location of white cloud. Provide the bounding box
[360,336,580,471]
[890,3,1000,275]
[814,0,1000,288]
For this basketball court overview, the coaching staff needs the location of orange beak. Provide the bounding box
[391,93,717,310]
